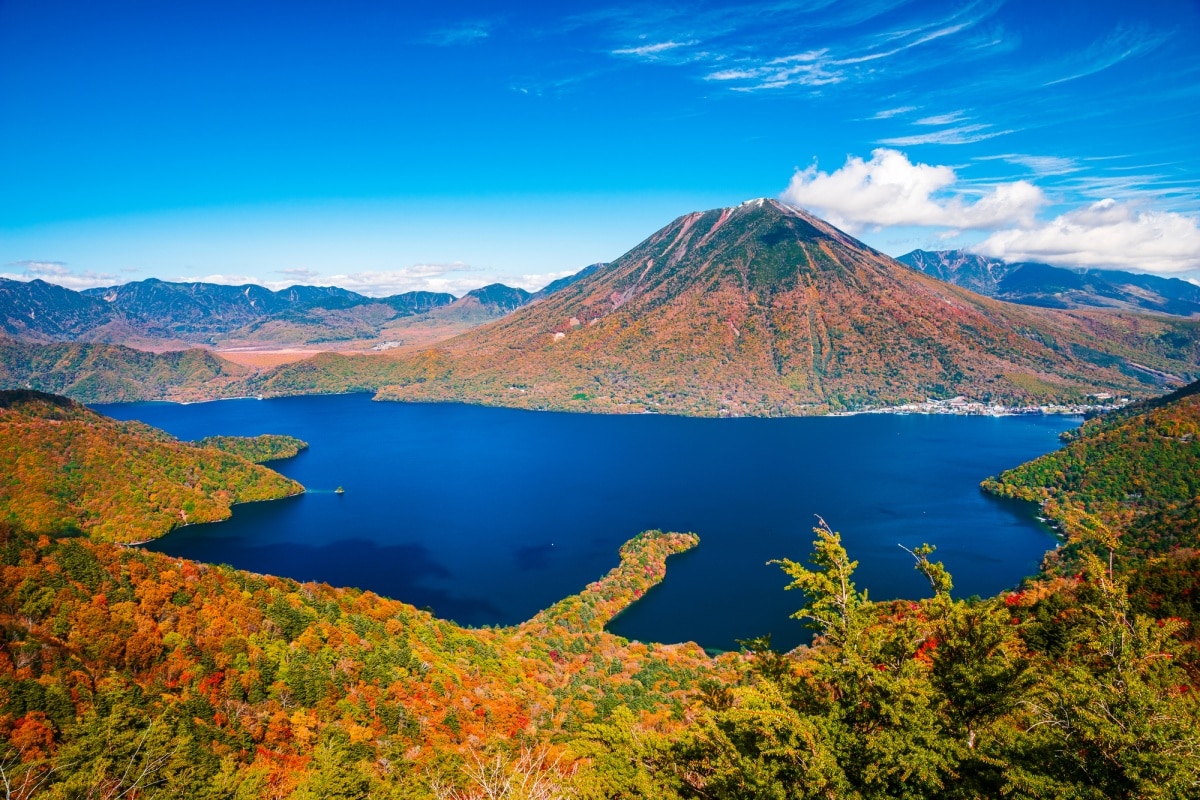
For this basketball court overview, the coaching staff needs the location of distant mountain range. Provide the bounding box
[0,272,603,347]
[253,199,1200,414]
[897,249,1200,316]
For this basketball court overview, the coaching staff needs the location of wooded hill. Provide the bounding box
[0,338,249,403]
[0,390,303,543]
[1,393,1198,797]
[983,378,1200,630]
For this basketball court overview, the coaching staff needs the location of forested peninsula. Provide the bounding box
[0,391,304,543]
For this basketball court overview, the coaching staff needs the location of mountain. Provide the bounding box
[1,277,459,345]
[303,198,1199,414]
[368,282,536,348]
[533,262,608,298]
[895,249,1008,295]
[0,278,113,340]
[438,283,533,321]
[898,249,1200,316]
[0,389,302,542]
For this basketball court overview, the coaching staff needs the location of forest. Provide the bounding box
[0,386,1198,797]
[0,391,303,543]
[983,379,1200,630]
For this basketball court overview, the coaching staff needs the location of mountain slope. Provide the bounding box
[895,249,1008,295]
[982,378,1200,630]
[0,278,114,340]
[899,249,1200,316]
[0,390,303,542]
[533,262,608,298]
[330,199,1198,414]
[0,337,248,402]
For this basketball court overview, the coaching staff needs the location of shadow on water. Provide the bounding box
[144,530,503,624]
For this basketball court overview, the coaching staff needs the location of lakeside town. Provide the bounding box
[837,393,1132,417]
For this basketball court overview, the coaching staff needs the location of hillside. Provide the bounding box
[0,522,726,797]
[0,337,249,402]
[899,249,1200,316]
[0,390,303,542]
[2,503,1196,796]
[982,378,1200,627]
[372,284,536,348]
[254,199,1200,414]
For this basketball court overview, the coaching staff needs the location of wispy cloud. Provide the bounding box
[706,50,842,89]
[317,262,573,297]
[424,22,491,47]
[915,110,968,126]
[780,148,1046,232]
[612,39,697,58]
[878,123,1013,146]
[590,0,1005,93]
[1044,24,1168,86]
[871,105,917,119]
[975,153,1081,177]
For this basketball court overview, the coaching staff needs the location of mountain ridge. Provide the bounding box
[898,249,1200,316]
[0,275,560,347]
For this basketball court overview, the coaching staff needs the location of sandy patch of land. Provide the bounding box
[215,349,332,368]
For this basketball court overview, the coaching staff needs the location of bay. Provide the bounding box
[94,393,1076,652]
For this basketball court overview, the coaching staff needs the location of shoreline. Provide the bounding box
[118,487,306,548]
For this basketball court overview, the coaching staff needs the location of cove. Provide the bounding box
[94,393,1077,652]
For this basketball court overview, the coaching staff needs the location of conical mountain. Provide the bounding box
[262,199,1199,414]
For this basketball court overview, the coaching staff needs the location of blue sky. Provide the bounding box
[2,0,1198,295]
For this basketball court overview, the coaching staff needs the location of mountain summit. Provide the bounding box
[273,198,1191,415]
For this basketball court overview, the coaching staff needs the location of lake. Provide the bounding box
[94,394,1077,651]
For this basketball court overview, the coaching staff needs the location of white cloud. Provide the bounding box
[613,39,697,57]
[870,105,917,119]
[974,198,1200,275]
[878,123,1012,146]
[780,148,1045,232]
[314,263,490,297]
[2,260,119,290]
[705,49,843,89]
[915,110,968,126]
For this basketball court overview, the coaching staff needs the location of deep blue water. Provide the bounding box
[94,394,1076,651]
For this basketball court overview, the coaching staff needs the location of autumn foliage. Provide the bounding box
[0,390,303,543]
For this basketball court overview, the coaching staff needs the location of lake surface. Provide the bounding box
[95,394,1077,651]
